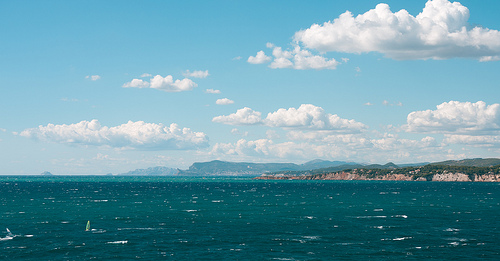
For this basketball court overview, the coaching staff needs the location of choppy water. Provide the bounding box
[0,176,499,260]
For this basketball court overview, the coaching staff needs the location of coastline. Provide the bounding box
[254,171,500,182]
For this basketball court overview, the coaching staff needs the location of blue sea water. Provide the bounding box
[0,176,499,260]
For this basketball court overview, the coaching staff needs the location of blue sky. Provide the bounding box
[1,0,499,174]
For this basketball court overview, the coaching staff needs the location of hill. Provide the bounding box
[177,159,354,176]
[121,166,179,176]
[431,158,500,167]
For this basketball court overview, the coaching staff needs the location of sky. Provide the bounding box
[1,0,500,174]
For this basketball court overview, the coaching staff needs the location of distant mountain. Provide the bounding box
[121,158,500,177]
[121,166,179,176]
[178,160,299,176]
[40,171,53,176]
[269,162,401,177]
[431,158,500,167]
[300,159,355,170]
[177,159,357,176]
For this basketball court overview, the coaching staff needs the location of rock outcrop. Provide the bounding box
[255,172,500,182]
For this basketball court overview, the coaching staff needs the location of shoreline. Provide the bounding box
[254,171,500,182]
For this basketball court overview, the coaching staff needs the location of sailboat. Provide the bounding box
[85,221,90,231]
[6,228,12,237]
[1,228,14,241]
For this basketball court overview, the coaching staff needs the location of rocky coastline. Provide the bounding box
[254,171,500,182]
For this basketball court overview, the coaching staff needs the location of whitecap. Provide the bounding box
[302,236,320,240]
[393,215,408,218]
[444,228,460,232]
[354,216,387,219]
[107,240,128,244]
[393,237,412,241]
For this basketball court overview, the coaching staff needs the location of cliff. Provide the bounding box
[255,165,500,182]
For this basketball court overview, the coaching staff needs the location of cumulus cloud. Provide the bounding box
[247,51,272,64]
[86,75,101,81]
[213,104,366,132]
[212,107,263,125]
[205,89,221,94]
[265,104,366,132]
[183,70,210,78]
[123,75,197,92]
[231,128,248,137]
[406,101,500,134]
[123,78,150,88]
[249,44,339,70]
[294,0,500,61]
[211,132,446,164]
[216,98,235,105]
[19,120,209,150]
[444,134,500,147]
[211,139,324,159]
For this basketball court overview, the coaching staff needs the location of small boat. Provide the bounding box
[85,221,90,231]
[1,228,14,241]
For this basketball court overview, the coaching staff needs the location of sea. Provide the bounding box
[0,176,499,260]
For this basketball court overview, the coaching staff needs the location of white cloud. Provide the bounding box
[231,128,249,137]
[122,78,151,88]
[61,98,79,102]
[364,102,373,106]
[266,130,280,139]
[140,73,152,77]
[19,120,209,150]
[256,44,339,70]
[383,100,403,106]
[210,133,447,164]
[294,0,500,61]
[205,89,221,94]
[233,56,242,60]
[86,75,101,81]
[123,75,197,92]
[265,104,366,132]
[247,50,272,64]
[444,134,500,147]
[212,107,263,125]
[216,98,235,105]
[183,70,210,78]
[213,104,366,133]
[406,101,500,134]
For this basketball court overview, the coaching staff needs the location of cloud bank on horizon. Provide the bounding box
[249,0,500,70]
[208,101,500,162]
[20,120,209,150]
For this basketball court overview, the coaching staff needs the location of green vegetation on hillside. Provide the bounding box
[304,164,500,181]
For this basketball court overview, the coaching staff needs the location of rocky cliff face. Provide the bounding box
[255,172,500,182]
[474,174,500,182]
[432,173,471,182]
